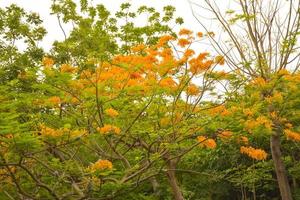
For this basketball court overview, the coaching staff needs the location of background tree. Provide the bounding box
[191,0,300,199]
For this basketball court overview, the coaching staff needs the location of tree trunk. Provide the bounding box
[165,159,184,200]
[270,134,292,200]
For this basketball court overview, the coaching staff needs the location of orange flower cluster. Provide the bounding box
[197,32,203,38]
[244,116,273,133]
[186,84,200,96]
[284,129,300,142]
[159,77,177,90]
[266,92,283,104]
[47,96,61,106]
[240,146,267,160]
[197,136,217,149]
[189,52,213,75]
[60,64,77,73]
[42,57,54,68]
[252,77,267,87]
[157,35,175,47]
[40,125,63,137]
[105,108,119,117]
[218,130,232,140]
[89,159,113,172]
[97,124,121,135]
[177,38,191,48]
[239,136,249,145]
[179,28,193,36]
[243,108,253,116]
[209,105,231,116]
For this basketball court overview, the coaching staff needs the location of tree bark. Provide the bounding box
[270,134,292,200]
[165,159,184,200]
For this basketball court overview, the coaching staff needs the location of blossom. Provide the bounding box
[40,125,63,137]
[89,159,113,172]
[197,32,203,38]
[240,146,267,160]
[105,108,119,117]
[42,57,54,67]
[284,129,300,142]
[60,64,77,73]
[179,28,193,36]
[197,136,217,149]
[186,84,200,96]
[252,77,266,87]
[218,130,232,140]
[97,124,121,135]
[243,108,253,116]
[239,136,249,145]
[48,96,61,106]
[177,38,190,48]
[131,44,146,52]
[157,35,175,47]
[159,77,177,90]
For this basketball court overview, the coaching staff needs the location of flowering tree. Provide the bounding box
[191,0,300,199]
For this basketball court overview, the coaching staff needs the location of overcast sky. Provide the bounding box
[0,0,215,51]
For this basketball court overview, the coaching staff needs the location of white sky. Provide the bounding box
[0,0,210,51]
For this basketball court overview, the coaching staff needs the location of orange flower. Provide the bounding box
[89,159,113,172]
[197,136,217,149]
[240,146,267,160]
[159,77,177,90]
[179,28,193,36]
[209,105,230,116]
[42,57,54,67]
[40,125,63,137]
[105,108,119,117]
[131,44,146,52]
[60,64,77,73]
[48,96,61,106]
[218,130,232,140]
[177,38,190,48]
[284,129,300,142]
[197,32,203,38]
[157,35,175,47]
[97,124,121,135]
[252,77,266,87]
[183,49,195,58]
[239,136,249,145]
[243,108,253,116]
[186,84,200,96]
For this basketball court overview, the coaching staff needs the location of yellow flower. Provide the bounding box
[89,159,113,172]
[105,108,119,117]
